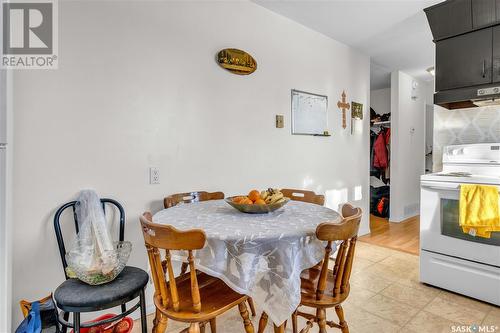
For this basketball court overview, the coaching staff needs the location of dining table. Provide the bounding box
[152,199,341,331]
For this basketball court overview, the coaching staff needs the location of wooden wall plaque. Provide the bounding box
[216,48,257,75]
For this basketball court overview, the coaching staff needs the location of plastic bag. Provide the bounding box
[20,295,58,330]
[15,301,42,333]
[66,190,118,283]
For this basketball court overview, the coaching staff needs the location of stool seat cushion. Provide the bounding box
[54,266,148,312]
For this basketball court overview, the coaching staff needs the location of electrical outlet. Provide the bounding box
[149,167,160,184]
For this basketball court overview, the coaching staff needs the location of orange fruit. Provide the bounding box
[232,196,246,203]
[248,190,260,202]
[254,198,266,205]
[241,198,253,205]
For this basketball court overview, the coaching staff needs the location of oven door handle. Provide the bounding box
[421,181,500,192]
[421,181,460,190]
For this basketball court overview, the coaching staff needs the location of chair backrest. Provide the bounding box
[163,191,225,209]
[341,203,359,219]
[314,203,362,299]
[140,212,206,313]
[281,189,325,206]
[53,198,125,279]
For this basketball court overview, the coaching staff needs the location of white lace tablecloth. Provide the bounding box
[153,200,340,325]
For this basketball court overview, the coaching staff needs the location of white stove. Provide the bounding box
[420,143,500,306]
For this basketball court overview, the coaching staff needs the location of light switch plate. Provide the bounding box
[276,115,284,128]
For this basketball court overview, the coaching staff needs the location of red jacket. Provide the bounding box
[373,129,390,169]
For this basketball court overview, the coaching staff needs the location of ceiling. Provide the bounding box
[253,0,443,90]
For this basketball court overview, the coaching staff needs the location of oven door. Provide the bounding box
[420,180,500,267]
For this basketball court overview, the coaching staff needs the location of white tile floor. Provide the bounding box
[132,242,500,332]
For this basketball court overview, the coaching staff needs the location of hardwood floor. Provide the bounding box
[359,214,420,255]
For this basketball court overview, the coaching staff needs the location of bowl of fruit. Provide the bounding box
[225,189,290,214]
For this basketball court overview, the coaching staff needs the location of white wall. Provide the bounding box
[370,88,391,115]
[10,0,370,324]
[390,71,426,222]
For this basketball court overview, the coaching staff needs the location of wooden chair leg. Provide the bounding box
[317,308,327,333]
[200,322,206,333]
[189,323,201,333]
[258,312,268,333]
[292,310,298,333]
[155,313,168,333]
[209,318,217,333]
[153,308,160,328]
[181,262,189,275]
[247,297,256,317]
[299,321,313,333]
[273,323,285,333]
[335,305,349,333]
[238,302,255,333]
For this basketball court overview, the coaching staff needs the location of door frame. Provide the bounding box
[0,69,13,333]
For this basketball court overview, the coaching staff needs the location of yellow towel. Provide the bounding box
[460,184,500,238]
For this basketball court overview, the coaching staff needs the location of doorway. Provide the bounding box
[369,86,391,225]
[365,69,430,255]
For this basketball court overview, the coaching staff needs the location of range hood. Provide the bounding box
[434,84,500,110]
[424,0,500,110]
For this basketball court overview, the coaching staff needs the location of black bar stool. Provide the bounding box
[53,198,148,333]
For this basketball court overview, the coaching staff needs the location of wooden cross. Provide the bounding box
[337,90,350,129]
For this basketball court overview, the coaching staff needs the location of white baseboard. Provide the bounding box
[389,212,418,223]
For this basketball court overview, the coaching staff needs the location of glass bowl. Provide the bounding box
[65,241,132,285]
[225,197,290,214]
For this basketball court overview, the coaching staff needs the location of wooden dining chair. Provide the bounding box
[164,191,225,209]
[257,204,361,333]
[163,191,258,318]
[140,212,255,333]
[163,190,224,274]
[292,203,362,333]
[281,189,325,206]
[164,191,225,274]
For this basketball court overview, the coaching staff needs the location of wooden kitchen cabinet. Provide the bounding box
[425,0,472,40]
[473,0,496,28]
[497,0,500,24]
[492,26,500,82]
[436,28,493,91]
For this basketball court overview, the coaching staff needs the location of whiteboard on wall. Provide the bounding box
[291,90,328,136]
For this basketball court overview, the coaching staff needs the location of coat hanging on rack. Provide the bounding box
[373,128,390,169]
